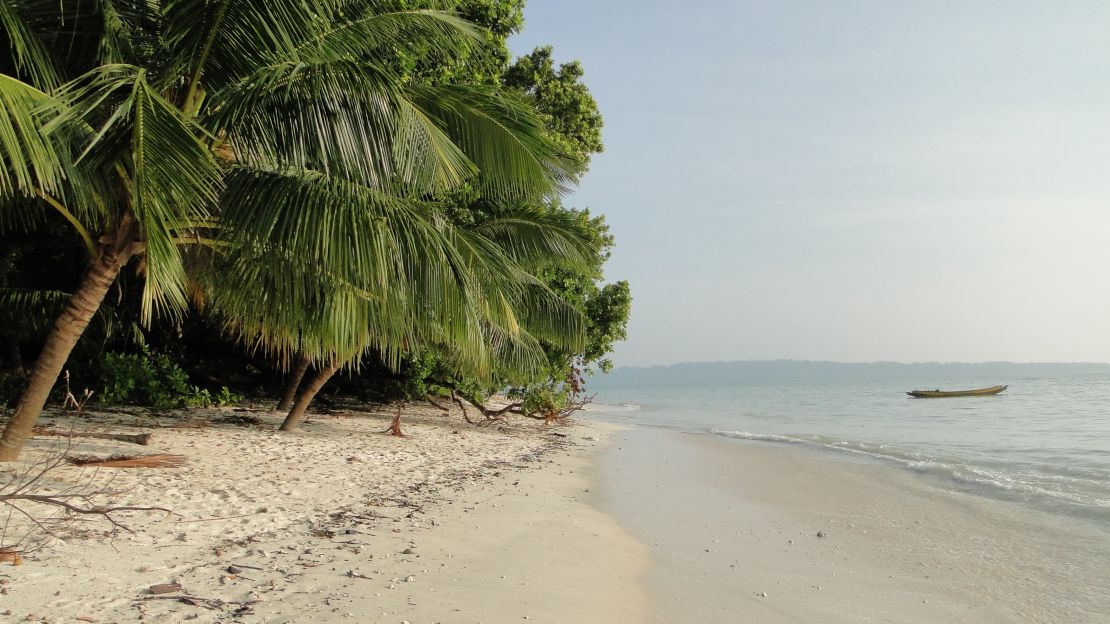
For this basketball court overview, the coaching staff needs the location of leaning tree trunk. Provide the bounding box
[0,219,139,461]
[276,353,310,412]
[279,361,341,432]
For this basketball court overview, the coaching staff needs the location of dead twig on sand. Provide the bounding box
[140,594,258,612]
[0,493,169,534]
[66,454,187,468]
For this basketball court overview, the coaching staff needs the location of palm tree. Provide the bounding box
[207,188,592,431]
[0,0,577,460]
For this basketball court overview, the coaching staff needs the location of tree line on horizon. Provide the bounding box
[0,0,631,460]
[592,359,1109,387]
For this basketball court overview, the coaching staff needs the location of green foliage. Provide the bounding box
[183,385,212,407]
[393,350,489,403]
[215,386,243,406]
[508,381,562,417]
[583,280,632,373]
[98,348,238,408]
[98,348,244,408]
[99,349,191,408]
[182,385,243,407]
[378,4,630,411]
[503,46,604,172]
[0,0,622,432]
[397,0,526,85]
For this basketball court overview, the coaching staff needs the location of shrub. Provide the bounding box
[99,349,198,408]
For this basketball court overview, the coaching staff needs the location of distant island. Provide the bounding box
[590,360,1110,387]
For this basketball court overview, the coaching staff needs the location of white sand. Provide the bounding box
[0,404,648,623]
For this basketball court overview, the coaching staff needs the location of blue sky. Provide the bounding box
[510,2,1110,366]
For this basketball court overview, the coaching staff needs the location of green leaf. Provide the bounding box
[0,74,66,199]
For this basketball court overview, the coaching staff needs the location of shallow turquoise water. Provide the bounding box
[588,372,1110,529]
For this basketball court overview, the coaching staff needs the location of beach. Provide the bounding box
[0,405,647,623]
[4,402,1108,623]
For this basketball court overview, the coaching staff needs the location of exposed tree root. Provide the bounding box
[384,404,406,437]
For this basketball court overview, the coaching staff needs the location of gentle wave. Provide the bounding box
[584,401,643,413]
[709,429,1110,513]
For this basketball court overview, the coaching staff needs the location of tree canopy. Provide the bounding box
[0,0,631,455]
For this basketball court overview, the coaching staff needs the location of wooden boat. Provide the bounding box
[906,385,1007,398]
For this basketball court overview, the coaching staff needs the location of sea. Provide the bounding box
[586,362,1110,531]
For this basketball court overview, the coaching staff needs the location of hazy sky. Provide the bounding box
[510,1,1110,367]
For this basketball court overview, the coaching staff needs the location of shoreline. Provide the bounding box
[11,402,1105,623]
[1,405,649,623]
[594,426,1110,623]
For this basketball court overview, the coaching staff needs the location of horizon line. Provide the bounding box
[613,358,1110,370]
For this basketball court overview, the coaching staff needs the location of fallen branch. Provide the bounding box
[521,393,595,423]
[37,430,154,446]
[67,454,187,468]
[445,387,522,425]
[0,494,171,533]
[450,390,475,425]
[140,594,259,611]
[424,396,451,412]
[3,374,176,556]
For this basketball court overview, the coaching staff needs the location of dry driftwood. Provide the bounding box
[39,430,154,446]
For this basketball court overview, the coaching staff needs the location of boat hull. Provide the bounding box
[906,385,1008,398]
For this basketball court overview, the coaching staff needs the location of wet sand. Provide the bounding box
[593,427,1110,623]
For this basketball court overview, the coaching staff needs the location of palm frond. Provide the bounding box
[129,73,222,323]
[92,0,163,66]
[296,8,482,63]
[0,74,66,200]
[468,206,594,270]
[214,166,487,365]
[454,229,584,353]
[163,0,331,96]
[408,84,578,203]
[0,287,69,335]
[0,0,59,88]
[49,65,223,323]
[208,58,476,194]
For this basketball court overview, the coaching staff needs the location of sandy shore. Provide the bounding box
[0,404,648,623]
[596,427,1110,624]
[12,405,1104,624]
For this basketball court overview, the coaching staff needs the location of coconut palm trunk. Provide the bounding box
[276,353,310,412]
[279,361,341,432]
[0,219,139,461]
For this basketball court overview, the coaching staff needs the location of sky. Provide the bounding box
[508,1,1110,367]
